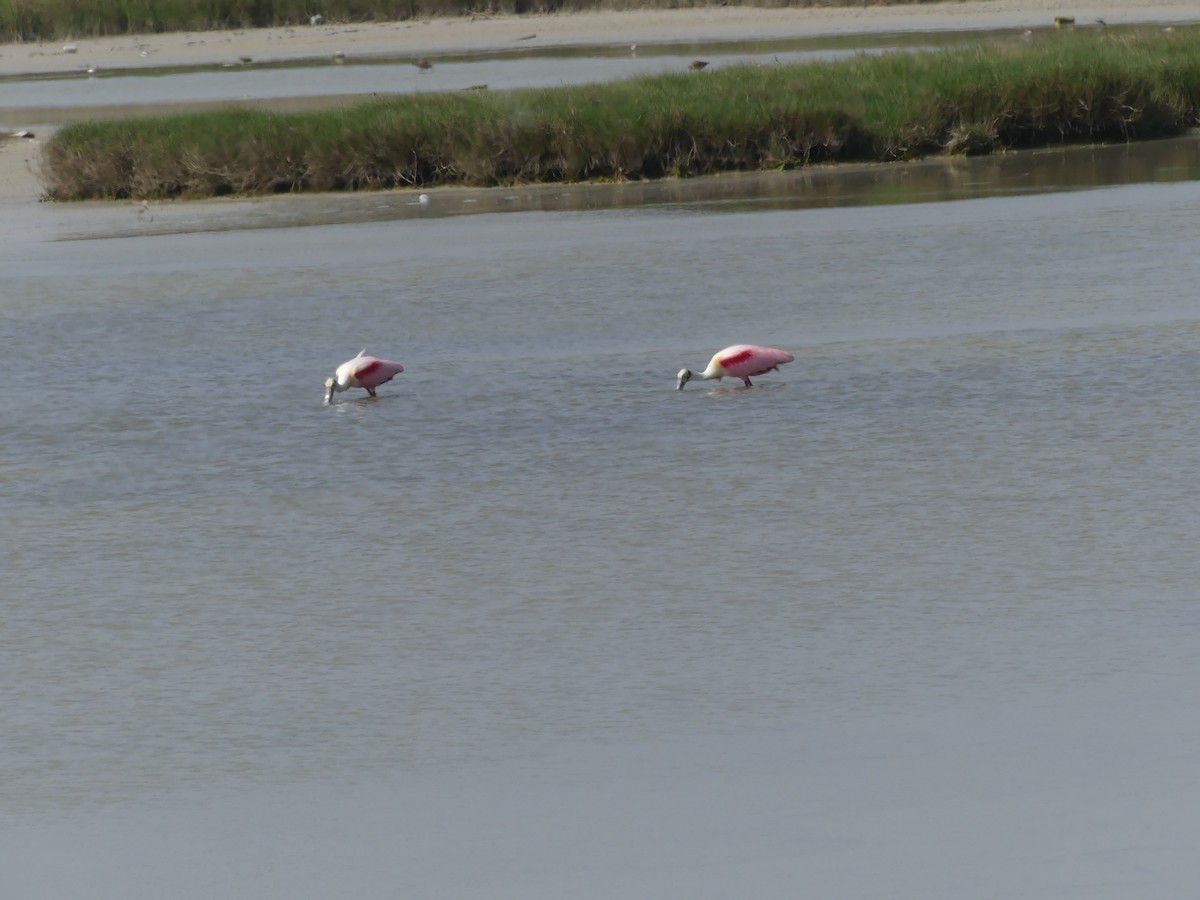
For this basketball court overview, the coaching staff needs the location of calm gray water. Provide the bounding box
[1,28,1009,112]
[5,173,1200,897]
[1,47,884,109]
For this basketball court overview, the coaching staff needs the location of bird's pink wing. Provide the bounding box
[718,345,794,378]
[351,356,404,388]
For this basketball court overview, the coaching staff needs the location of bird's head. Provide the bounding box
[676,368,693,391]
[324,376,337,404]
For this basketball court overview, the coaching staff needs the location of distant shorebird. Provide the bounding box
[414,57,433,71]
[688,59,709,71]
[324,350,404,403]
[676,345,794,390]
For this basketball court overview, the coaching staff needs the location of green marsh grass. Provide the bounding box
[42,28,1200,200]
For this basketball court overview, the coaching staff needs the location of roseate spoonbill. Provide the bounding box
[676,344,794,390]
[324,350,404,403]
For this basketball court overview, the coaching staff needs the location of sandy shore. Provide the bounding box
[3,1,1198,207]
[3,2,1199,77]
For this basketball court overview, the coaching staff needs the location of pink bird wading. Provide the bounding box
[324,350,404,402]
[676,344,794,390]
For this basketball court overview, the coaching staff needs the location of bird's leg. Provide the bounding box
[742,377,753,387]
[367,387,377,397]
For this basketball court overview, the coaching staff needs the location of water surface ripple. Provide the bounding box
[4,174,1200,899]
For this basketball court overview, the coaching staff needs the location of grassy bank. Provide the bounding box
[42,28,1200,201]
[1,0,955,42]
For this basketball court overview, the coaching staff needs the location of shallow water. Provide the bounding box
[0,26,1037,113]
[5,169,1200,897]
[25,134,1200,242]
[1,47,879,109]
